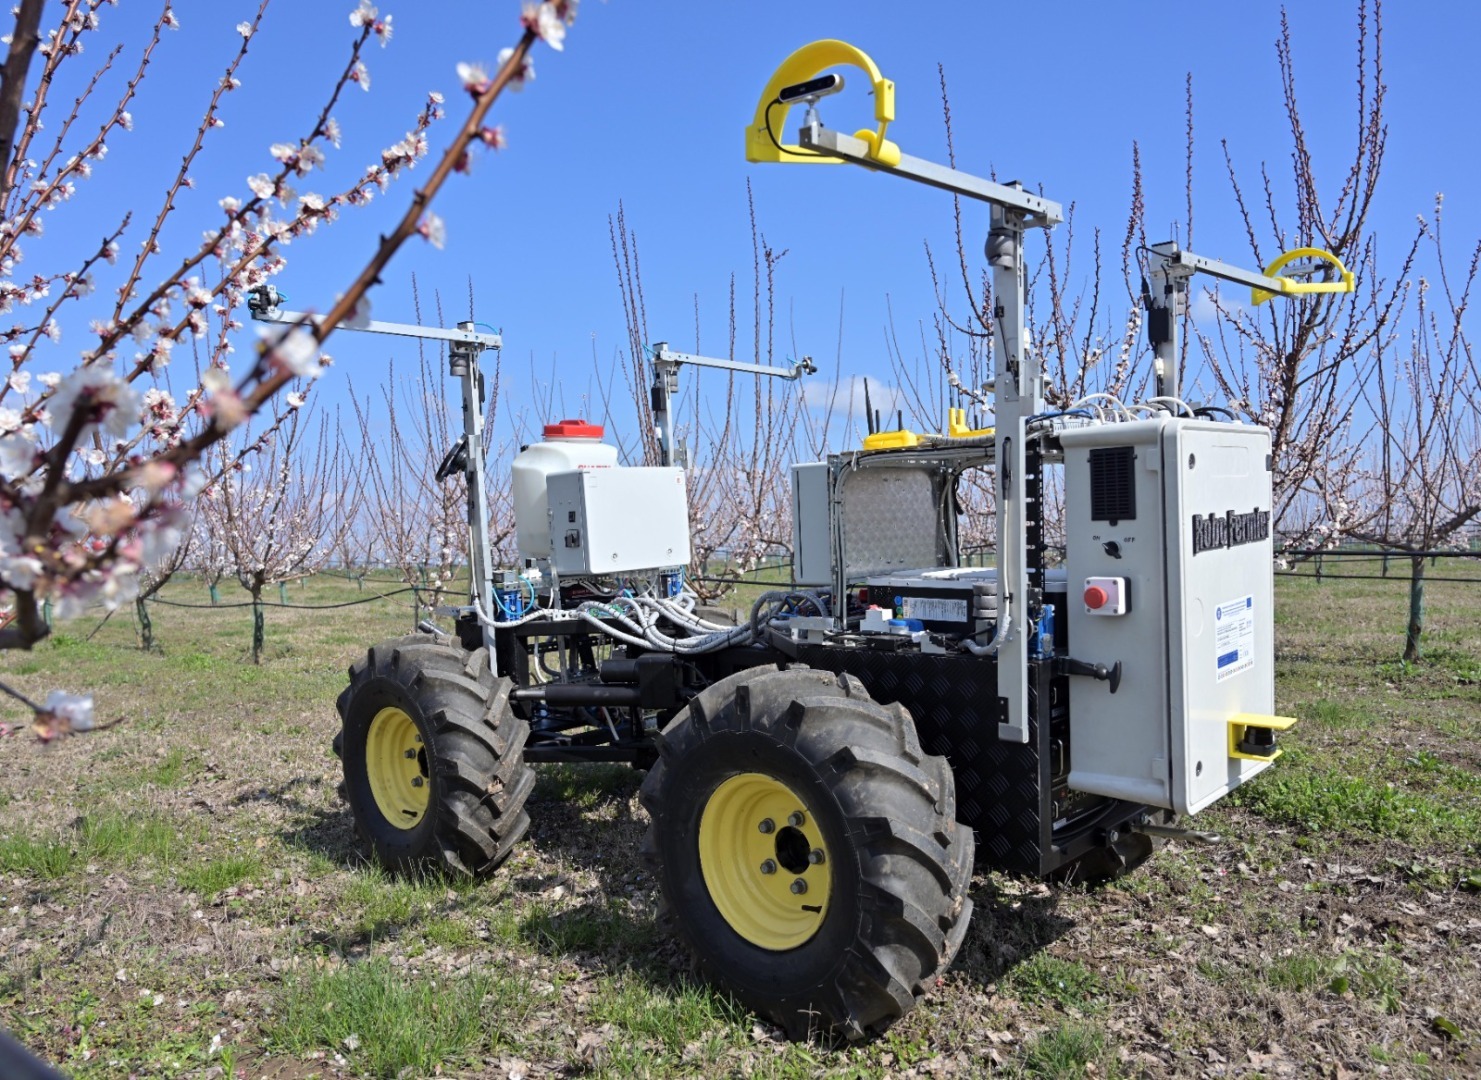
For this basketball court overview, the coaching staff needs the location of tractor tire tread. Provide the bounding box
[640,665,972,1041]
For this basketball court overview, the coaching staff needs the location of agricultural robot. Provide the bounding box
[250,40,1355,1040]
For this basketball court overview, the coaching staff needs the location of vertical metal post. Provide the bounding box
[989,200,1041,743]
[454,324,497,648]
[1146,241,1186,401]
[650,342,677,468]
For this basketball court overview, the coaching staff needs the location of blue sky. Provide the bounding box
[26,1,1480,446]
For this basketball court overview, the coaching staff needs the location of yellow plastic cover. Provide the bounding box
[746,39,899,167]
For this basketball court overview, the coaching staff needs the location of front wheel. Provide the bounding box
[335,635,535,876]
[639,666,974,1040]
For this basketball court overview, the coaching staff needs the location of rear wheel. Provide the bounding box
[639,665,974,1040]
[335,635,535,875]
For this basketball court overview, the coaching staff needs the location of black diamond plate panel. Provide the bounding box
[796,645,1048,875]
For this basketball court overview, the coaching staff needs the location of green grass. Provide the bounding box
[1265,949,1406,1013]
[0,566,1478,1076]
[271,959,536,1078]
[518,897,656,956]
[0,811,195,879]
[1017,1021,1116,1078]
[177,853,262,897]
[1304,697,1376,729]
[138,747,188,788]
[1004,954,1103,1011]
[584,973,747,1054]
[1229,746,1481,848]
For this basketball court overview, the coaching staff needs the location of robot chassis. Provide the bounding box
[248,38,1353,1041]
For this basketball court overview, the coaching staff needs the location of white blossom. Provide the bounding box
[496,47,534,90]
[456,61,489,93]
[48,366,141,439]
[261,326,323,379]
[521,2,565,51]
[418,212,446,250]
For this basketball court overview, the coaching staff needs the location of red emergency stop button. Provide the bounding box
[1084,585,1108,610]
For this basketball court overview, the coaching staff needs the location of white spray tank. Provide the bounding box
[512,419,619,560]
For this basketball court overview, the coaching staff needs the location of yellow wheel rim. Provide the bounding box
[697,773,832,950]
[366,706,429,829]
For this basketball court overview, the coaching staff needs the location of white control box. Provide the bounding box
[546,467,691,576]
[791,461,833,586]
[1061,418,1276,815]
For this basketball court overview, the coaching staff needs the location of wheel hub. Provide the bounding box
[366,706,430,829]
[697,773,832,950]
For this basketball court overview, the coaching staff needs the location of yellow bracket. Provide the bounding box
[746,39,899,167]
[862,428,920,451]
[1251,247,1356,306]
[1228,713,1298,762]
[946,406,994,439]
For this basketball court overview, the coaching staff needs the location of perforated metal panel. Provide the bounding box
[838,468,950,579]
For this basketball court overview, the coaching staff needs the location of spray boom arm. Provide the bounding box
[1143,243,1355,399]
[647,342,814,468]
[246,284,502,635]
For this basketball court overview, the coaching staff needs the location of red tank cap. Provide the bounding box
[543,418,604,438]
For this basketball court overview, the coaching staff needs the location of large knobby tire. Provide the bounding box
[639,665,975,1040]
[335,634,535,876]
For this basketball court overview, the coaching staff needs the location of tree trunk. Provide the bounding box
[208,582,221,605]
[251,586,265,664]
[278,581,289,604]
[1403,554,1426,662]
[136,596,154,652]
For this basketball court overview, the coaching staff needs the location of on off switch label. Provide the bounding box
[1214,595,1256,682]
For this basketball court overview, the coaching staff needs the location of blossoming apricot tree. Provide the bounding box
[0,0,577,736]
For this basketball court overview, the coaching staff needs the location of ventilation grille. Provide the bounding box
[1088,446,1136,524]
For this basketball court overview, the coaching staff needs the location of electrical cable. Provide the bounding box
[764,98,828,159]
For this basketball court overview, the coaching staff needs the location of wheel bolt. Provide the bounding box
[790,878,808,895]
[413,734,422,743]
[411,777,424,788]
[787,811,805,827]
[759,859,777,875]
[809,849,826,865]
[404,749,417,759]
[757,818,775,834]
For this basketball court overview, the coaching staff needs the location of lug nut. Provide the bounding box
[787,811,805,827]
[757,818,775,834]
[404,749,417,759]
[809,849,826,865]
[759,859,777,875]
[411,777,424,788]
[413,734,422,743]
[790,878,808,894]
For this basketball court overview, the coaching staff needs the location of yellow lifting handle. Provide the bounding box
[1251,246,1356,306]
[745,39,900,167]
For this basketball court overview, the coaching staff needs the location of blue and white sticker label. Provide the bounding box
[1214,595,1255,682]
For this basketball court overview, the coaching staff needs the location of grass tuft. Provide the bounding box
[1230,747,1481,846]
[1019,1020,1115,1078]
[271,958,532,1077]
[177,853,261,897]
[0,812,195,879]
[1005,953,1103,1011]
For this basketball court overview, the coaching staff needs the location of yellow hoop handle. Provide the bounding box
[1251,246,1356,306]
[745,39,899,167]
